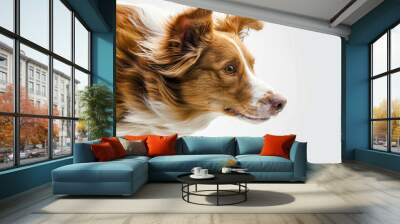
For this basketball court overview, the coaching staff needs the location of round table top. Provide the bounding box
[177,172,255,185]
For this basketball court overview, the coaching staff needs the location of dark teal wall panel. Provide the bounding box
[92,32,115,135]
[0,158,72,199]
[65,0,110,32]
[343,44,369,160]
[343,0,400,170]
[92,33,114,88]
[355,149,400,172]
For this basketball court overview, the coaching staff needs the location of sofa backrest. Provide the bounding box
[177,136,236,155]
[235,137,264,155]
[73,139,100,163]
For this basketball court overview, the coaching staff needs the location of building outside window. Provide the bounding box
[41,85,46,97]
[28,66,34,80]
[0,54,7,90]
[371,23,400,153]
[28,81,34,94]
[0,0,91,170]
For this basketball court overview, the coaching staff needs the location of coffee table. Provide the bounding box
[177,173,255,206]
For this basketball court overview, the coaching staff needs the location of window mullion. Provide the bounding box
[388,30,391,152]
[71,10,76,155]
[13,0,21,167]
[48,0,54,160]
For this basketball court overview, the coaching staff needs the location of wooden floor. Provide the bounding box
[1,162,400,224]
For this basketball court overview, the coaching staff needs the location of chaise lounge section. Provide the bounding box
[52,136,307,196]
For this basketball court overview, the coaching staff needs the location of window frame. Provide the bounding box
[0,0,92,171]
[370,21,400,154]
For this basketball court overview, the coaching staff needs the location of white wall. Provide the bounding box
[194,24,342,163]
[119,0,342,163]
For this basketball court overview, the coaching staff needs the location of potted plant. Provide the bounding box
[79,84,113,140]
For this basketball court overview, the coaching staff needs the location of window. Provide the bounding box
[0,54,7,87]
[0,0,14,32]
[42,85,46,97]
[28,67,34,80]
[35,83,40,95]
[0,54,7,67]
[75,18,90,70]
[35,70,40,81]
[0,71,6,85]
[28,81,34,94]
[371,23,400,153]
[0,35,13,113]
[20,0,49,48]
[0,0,91,170]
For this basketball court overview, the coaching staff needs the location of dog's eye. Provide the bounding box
[224,64,237,74]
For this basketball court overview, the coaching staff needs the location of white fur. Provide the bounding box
[117,101,219,135]
[219,34,275,113]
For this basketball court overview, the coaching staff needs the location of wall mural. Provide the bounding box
[116,1,287,135]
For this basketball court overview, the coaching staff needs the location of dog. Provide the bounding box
[116,4,287,135]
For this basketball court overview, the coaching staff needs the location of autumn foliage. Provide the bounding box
[0,85,59,151]
[372,99,400,142]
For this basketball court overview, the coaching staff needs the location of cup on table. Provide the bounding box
[200,169,208,176]
[221,167,232,174]
[191,167,202,176]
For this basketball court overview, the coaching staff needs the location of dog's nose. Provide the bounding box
[269,94,287,111]
[259,93,286,112]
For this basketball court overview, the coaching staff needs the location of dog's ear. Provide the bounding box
[216,16,263,39]
[150,8,213,77]
[166,8,213,50]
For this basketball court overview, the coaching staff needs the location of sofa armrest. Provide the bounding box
[73,140,100,163]
[289,141,307,181]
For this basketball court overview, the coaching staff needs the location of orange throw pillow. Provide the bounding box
[260,134,296,159]
[101,137,126,158]
[124,135,148,141]
[146,134,177,157]
[91,142,117,162]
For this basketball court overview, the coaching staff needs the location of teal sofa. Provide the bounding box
[52,136,307,196]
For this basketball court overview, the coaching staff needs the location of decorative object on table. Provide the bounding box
[225,159,238,168]
[222,167,248,174]
[190,167,214,179]
[191,167,202,176]
[221,167,232,173]
[79,84,113,140]
[177,173,255,206]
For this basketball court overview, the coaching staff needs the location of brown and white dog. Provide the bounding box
[116,4,286,135]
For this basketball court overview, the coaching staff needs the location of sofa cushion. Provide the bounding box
[147,134,177,157]
[177,136,236,155]
[235,137,263,155]
[53,158,147,183]
[149,154,235,172]
[91,142,118,161]
[236,155,293,172]
[260,134,296,159]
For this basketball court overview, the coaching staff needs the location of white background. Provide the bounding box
[119,0,342,163]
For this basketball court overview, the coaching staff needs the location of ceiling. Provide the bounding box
[167,0,384,38]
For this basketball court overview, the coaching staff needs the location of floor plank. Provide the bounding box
[1,162,400,224]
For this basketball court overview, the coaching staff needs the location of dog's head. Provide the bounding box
[147,8,286,122]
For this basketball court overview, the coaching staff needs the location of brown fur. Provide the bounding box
[116,5,272,134]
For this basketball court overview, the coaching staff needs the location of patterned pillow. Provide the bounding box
[119,138,147,156]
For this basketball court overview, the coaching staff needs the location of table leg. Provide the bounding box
[245,183,247,201]
[217,184,219,206]
[187,184,190,202]
[195,184,197,192]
